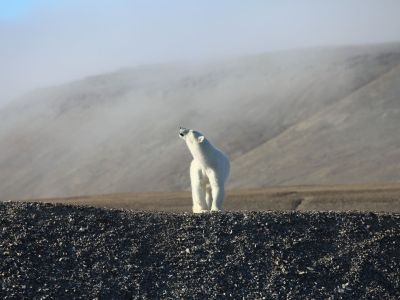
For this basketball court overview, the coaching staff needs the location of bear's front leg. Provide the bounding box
[191,182,209,213]
[190,161,209,213]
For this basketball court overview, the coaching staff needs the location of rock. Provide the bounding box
[0,201,399,299]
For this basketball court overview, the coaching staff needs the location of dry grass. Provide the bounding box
[22,183,400,213]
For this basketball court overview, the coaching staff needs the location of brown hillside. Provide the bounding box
[230,63,400,187]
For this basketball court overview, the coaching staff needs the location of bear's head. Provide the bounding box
[179,127,205,144]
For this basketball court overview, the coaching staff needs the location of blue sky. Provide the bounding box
[0,0,32,19]
[1,0,400,106]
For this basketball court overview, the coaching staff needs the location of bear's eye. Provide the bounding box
[179,133,184,137]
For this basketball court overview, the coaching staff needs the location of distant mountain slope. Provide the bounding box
[230,63,400,187]
[1,43,400,199]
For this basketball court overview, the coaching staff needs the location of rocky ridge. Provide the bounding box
[0,201,399,299]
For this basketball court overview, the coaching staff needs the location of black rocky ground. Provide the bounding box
[0,201,400,299]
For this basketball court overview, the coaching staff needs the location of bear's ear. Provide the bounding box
[197,136,205,143]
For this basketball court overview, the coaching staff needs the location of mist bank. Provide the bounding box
[1,43,400,199]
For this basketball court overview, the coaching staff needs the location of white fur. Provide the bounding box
[179,127,230,213]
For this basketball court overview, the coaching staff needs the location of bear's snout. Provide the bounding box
[179,127,188,137]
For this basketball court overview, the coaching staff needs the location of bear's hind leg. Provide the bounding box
[210,185,224,212]
[205,184,212,210]
[208,173,225,212]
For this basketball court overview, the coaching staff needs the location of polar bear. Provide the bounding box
[179,127,230,213]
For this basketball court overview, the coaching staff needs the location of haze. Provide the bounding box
[1,0,400,107]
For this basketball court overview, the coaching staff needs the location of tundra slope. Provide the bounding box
[1,43,400,199]
[1,201,399,299]
[21,183,400,213]
[231,61,400,188]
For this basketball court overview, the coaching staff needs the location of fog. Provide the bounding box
[1,0,400,107]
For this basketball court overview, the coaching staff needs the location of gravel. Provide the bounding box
[1,201,400,299]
